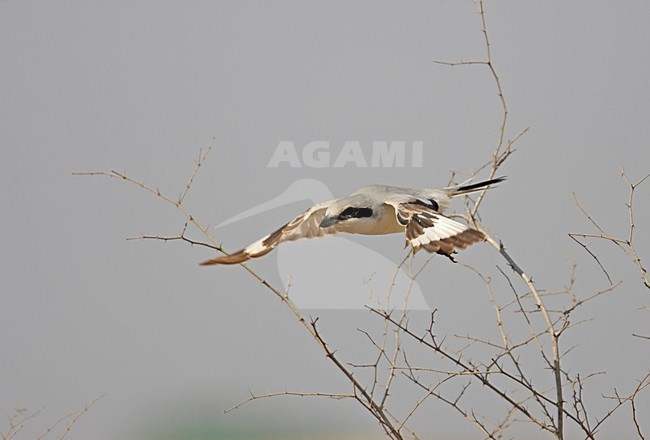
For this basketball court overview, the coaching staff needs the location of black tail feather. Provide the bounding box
[453,176,506,195]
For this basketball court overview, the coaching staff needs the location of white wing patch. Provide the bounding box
[386,200,485,257]
[200,201,336,265]
[408,214,468,247]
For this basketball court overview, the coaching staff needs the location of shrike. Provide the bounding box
[200,177,504,266]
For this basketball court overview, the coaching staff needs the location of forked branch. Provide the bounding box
[570,170,650,290]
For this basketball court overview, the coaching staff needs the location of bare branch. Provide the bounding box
[571,170,650,289]
[435,1,529,218]
[2,408,43,440]
[568,234,614,285]
[484,235,566,439]
[598,371,650,438]
[179,138,215,204]
[56,395,105,440]
[224,390,355,414]
[126,222,220,251]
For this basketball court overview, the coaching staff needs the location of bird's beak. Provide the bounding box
[319,216,337,229]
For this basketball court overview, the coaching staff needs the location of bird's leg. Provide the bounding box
[442,252,458,263]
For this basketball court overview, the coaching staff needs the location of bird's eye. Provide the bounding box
[338,207,373,220]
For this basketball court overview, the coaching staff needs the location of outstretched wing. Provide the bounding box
[385,199,485,257]
[200,201,336,265]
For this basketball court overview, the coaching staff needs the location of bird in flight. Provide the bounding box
[200,177,504,266]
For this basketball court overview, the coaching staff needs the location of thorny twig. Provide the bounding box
[2,396,103,440]
[570,169,650,290]
[2,408,43,440]
[599,371,650,439]
[224,391,354,414]
[434,0,527,219]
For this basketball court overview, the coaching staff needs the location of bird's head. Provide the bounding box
[319,195,376,229]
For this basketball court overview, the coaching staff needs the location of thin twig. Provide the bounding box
[178,138,215,204]
[57,395,105,440]
[570,170,650,290]
[224,391,354,414]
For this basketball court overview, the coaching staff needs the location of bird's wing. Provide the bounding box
[200,201,336,265]
[385,198,485,257]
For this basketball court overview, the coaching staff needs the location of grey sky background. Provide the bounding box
[2,1,649,439]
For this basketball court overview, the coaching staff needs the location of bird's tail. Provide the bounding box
[447,176,506,197]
